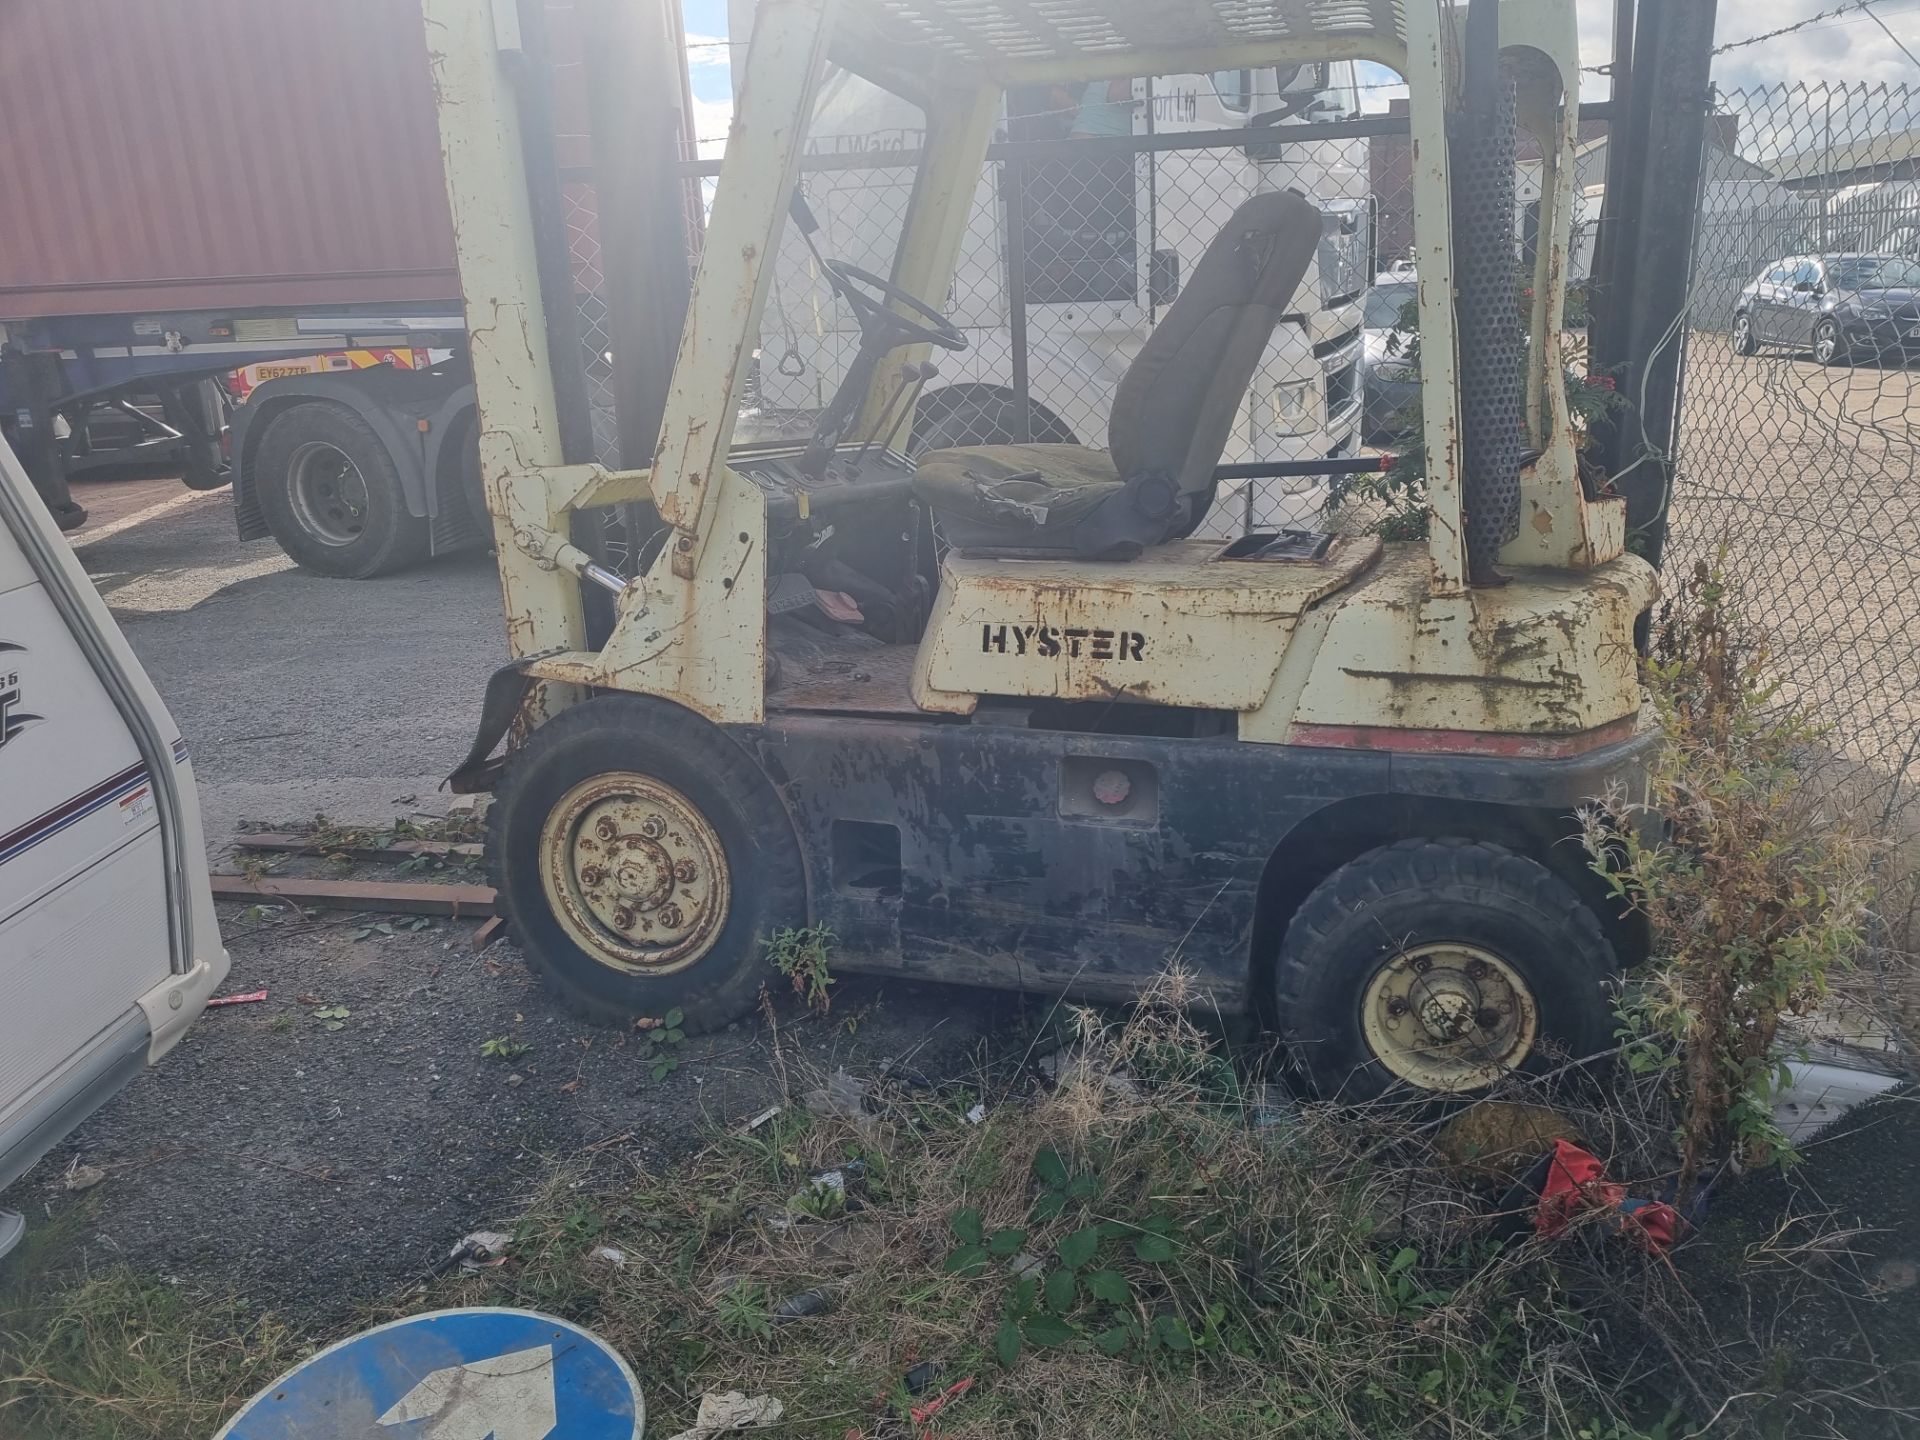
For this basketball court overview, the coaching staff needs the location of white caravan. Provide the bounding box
[733,20,1372,534]
[0,438,227,1255]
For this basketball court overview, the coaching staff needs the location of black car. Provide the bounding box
[1733,253,1920,365]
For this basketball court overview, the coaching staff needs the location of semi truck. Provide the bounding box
[0,0,687,577]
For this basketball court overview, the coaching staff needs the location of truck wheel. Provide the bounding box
[487,694,807,1032]
[255,402,429,577]
[1273,838,1617,1102]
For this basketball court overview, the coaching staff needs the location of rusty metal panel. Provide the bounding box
[1267,550,1659,741]
[0,0,458,319]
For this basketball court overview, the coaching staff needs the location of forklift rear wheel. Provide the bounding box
[487,694,806,1032]
[256,402,430,577]
[1273,838,1616,1101]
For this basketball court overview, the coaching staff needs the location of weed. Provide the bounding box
[416,981,1733,1440]
[267,1013,293,1034]
[3,973,1841,1440]
[764,925,836,1013]
[0,1218,299,1439]
[311,1005,350,1031]
[480,1035,531,1061]
[633,1010,686,1081]
[1582,561,1875,1201]
[786,1179,846,1221]
[713,1279,773,1341]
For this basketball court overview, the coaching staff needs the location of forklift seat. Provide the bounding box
[912,190,1323,559]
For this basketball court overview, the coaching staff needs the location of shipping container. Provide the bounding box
[0,0,458,320]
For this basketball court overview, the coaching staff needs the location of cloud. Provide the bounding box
[689,93,735,158]
[684,31,732,67]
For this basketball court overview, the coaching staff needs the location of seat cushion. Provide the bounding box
[911,444,1124,548]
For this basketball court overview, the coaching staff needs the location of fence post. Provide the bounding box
[1004,155,1033,444]
[1591,0,1720,575]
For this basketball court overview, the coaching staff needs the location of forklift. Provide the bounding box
[425,0,1657,1100]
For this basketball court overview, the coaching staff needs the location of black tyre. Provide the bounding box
[1732,311,1758,356]
[255,402,430,577]
[1272,838,1617,1101]
[1813,317,1846,367]
[487,694,807,1032]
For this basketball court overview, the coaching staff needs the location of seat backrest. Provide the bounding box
[1108,190,1322,534]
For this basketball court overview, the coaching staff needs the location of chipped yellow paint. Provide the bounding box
[424,0,585,723]
[1244,548,1657,741]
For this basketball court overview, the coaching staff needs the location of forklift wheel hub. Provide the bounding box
[1360,944,1537,1092]
[539,772,729,976]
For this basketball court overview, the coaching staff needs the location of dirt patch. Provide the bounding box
[23,902,1024,1327]
[1678,1089,1920,1438]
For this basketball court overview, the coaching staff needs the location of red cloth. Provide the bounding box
[1535,1140,1679,1253]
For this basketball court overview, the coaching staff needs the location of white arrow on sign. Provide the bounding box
[376,1344,558,1440]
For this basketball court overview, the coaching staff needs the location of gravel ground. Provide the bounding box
[1680,1090,1920,1437]
[28,902,1019,1323]
[23,483,1023,1324]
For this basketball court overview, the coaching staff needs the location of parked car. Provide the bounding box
[0,436,228,1258]
[1732,253,1920,365]
[1361,276,1421,443]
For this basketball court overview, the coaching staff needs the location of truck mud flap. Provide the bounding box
[444,652,561,794]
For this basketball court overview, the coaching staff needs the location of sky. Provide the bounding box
[678,0,1920,147]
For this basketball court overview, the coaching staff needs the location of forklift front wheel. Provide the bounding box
[487,694,807,1032]
[1273,839,1617,1102]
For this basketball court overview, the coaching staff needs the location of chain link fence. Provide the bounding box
[1670,82,1920,858]
[738,75,1383,537]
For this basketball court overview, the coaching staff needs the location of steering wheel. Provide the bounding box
[821,260,968,352]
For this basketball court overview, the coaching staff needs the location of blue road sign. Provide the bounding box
[214,1307,643,1440]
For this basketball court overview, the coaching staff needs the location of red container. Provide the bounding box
[0,0,460,319]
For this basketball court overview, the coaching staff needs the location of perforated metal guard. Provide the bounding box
[1450,73,1525,581]
[856,0,1407,68]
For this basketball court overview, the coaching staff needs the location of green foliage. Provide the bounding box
[3,991,1733,1440]
[480,1034,530,1060]
[1582,561,1874,1201]
[763,925,837,1013]
[0,1214,301,1440]
[786,1179,846,1221]
[634,1008,687,1080]
[713,1279,772,1340]
[940,1144,1213,1371]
